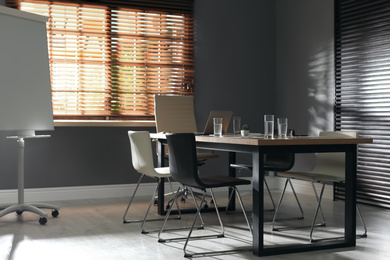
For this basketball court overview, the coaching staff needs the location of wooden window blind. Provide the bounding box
[335,0,390,208]
[6,0,194,120]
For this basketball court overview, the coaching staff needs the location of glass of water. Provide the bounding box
[264,115,274,139]
[277,118,288,138]
[213,117,223,136]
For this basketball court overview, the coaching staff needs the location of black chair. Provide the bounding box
[158,133,252,258]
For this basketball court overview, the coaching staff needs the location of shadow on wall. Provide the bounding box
[307,42,335,135]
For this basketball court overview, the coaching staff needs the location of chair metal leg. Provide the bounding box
[232,187,253,234]
[264,177,276,211]
[226,177,275,213]
[310,183,368,242]
[183,188,252,258]
[123,175,180,233]
[272,178,288,231]
[140,178,182,233]
[357,204,367,237]
[158,186,205,243]
[311,182,326,225]
[288,178,305,219]
[231,165,275,211]
[188,188,206,228]
[272,178,304,231]
[159,186,252,258]
[123,174,145,223]
[273,179,368,242]
[309,182,326,242]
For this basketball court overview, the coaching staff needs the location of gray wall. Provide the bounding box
[194,0,276,132]
[0,0,334,190]
[275,0,334,135]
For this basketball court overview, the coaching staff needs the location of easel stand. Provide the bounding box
[0,135,60,225]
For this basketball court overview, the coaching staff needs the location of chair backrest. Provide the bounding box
[311,131,359,178]
[154,95,197,133]
[265,153,295,172]
[166,133,204,189]
[264,128,295,171]
[128,131,160,178]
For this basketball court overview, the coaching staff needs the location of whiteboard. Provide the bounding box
[0,6,54,133]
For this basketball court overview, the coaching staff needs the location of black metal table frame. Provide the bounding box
[155,138,357,257]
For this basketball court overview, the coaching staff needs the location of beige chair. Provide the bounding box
[154,94,218,163]
[272,131,367,242]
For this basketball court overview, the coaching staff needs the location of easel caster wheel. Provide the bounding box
[16,210,23,215]
[39,217,47,225]
[203,204,209,209]
[52,210,59,217]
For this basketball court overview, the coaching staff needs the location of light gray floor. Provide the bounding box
[0,189,389,260]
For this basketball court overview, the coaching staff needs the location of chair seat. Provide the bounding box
[277,171,344,183]
[154,167,171,176]
[200,175,251,188]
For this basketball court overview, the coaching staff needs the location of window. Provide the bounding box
[6,0,194,120]
[335,0,390,208]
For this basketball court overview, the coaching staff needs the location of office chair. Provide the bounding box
[272,131,367,242]
[154,94,218,207]
[154,94,218,163]
[123,131,181,234]
[158,133,252,258]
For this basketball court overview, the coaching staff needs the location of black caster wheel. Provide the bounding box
[39,217,47,225]
[52,210,59,217]
[166,204,170,210]
[181,197,186,203]
[16,210,23,215]
[154,199,158,206]
[203,204,209,209]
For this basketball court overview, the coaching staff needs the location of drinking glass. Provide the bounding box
[264,115,274,139]
[213,118,223,136]
[277,118,288,138]
[233,116,241,135]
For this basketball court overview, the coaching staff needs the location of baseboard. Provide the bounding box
[0,176,334,204]
[0,183,159,204]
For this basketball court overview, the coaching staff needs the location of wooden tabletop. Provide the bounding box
[150,133,373,146]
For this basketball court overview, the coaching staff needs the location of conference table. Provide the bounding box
[150,133,372,257]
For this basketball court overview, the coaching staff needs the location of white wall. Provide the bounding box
[275,0,334,135]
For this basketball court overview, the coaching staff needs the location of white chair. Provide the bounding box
[123,131,180,233]
[272,131,367,242]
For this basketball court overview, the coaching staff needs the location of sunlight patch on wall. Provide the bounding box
[307,42,334,135]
